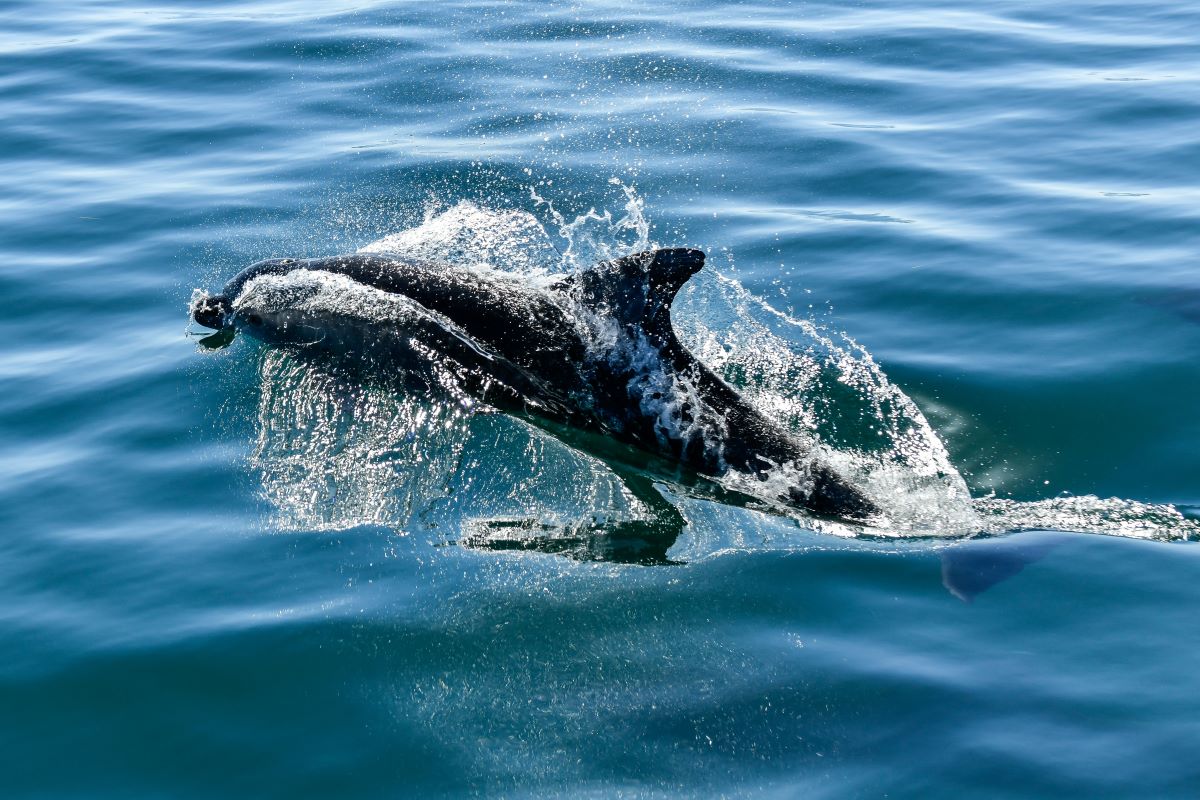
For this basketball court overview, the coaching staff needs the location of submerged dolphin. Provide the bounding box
[191,248,879,523]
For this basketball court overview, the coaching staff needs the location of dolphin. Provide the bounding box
[191,248,880,527]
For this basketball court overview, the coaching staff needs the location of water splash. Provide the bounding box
[243,187,1198,546]
[251,349,639,535]
[531,177,651,270]
[673,267,1196,542]
[358,200,562,277]
[250,348,471,532]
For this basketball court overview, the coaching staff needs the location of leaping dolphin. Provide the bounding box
[191,248,879,526]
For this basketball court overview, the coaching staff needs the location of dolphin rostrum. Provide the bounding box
[191,248,879,526]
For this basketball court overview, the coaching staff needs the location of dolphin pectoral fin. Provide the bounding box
[940,532,1068,602]
[606,460,687,529]
[461,517,682,565]
[460,462,687,566]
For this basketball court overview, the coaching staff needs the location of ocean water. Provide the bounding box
[2,0,1199,796]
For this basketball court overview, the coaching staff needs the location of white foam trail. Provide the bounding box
[972,495,1197,541]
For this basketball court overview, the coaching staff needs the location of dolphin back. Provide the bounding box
[571,248,880,521]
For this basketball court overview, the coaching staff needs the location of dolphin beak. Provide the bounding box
[192,293,231,330]
[191,292,237,349]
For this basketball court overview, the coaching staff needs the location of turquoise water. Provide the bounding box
[3,1,1199,796]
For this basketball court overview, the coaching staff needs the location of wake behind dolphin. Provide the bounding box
[192,248,879,523]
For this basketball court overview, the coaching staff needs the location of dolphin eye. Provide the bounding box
[248,314,263,326]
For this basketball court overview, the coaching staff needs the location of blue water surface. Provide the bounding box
[2,1,1199,797]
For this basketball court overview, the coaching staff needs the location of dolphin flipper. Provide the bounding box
[459,454,687,565]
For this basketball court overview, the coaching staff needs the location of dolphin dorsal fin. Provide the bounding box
[574,248,705,342]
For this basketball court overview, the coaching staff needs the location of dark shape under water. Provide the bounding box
[940,533,1068,602]
[191,248,880,552]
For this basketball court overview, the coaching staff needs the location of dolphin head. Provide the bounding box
[191,258,304,333]
[227,269,366,348]
[197,261,498,371]
[191,292,232,330]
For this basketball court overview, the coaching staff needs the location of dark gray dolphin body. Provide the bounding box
[192,248,879,522]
